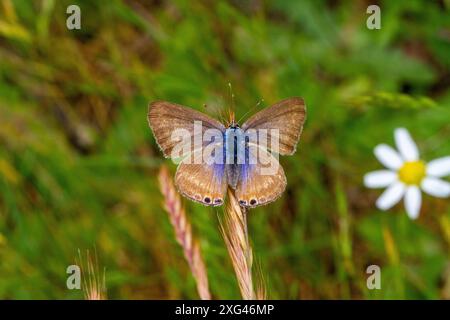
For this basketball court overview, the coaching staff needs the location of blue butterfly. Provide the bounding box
[148,98,306,208]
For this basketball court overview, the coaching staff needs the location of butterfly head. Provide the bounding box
[228,122,240,129]
[225,109,239,128]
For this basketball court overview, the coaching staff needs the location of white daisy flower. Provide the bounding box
[364,128,450,219]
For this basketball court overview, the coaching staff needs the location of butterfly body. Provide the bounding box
[148,97,306,208]
[224,125,245,189]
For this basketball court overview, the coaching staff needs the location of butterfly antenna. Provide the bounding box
[237,98,264,124]
[228,82,236,126]
[217,104,227,124]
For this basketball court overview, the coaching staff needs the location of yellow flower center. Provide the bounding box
[398,160,426,185]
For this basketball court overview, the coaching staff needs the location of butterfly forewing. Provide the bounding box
[241,97,306,155]
[148,101,225,158]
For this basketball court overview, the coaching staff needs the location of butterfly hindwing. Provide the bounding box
[241,97,306,155]
[235,145,287,208]
[175,154,227,206]
[148,101,225,158]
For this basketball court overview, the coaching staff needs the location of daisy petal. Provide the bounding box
[374,144,403,170]
[376,182,406,211]
[426,156,450,178]
[421,177,450,198]
[404,186,421,220]
[364,170,397,188]
[394,128,419,161]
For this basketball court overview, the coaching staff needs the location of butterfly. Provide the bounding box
[148,97,306,208]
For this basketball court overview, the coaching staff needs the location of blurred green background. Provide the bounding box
[0,0,449,299]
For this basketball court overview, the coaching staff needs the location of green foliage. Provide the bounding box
[0,0,449,299]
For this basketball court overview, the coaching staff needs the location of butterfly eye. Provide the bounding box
[204,197,211,204]
[250,199,257,206]
[214,198,223,204]
[239,200,247,206]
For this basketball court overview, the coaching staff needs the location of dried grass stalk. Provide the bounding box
[254,262,267,300]
[219,189,266,300]
[77,249,107,300]
[158,166,211,300]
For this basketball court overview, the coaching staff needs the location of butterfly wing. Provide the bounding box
[149,101,227,206]
[176,150,227,206]
[241,97,306,155]
[148,101,225,158]
[235,145,287,208]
